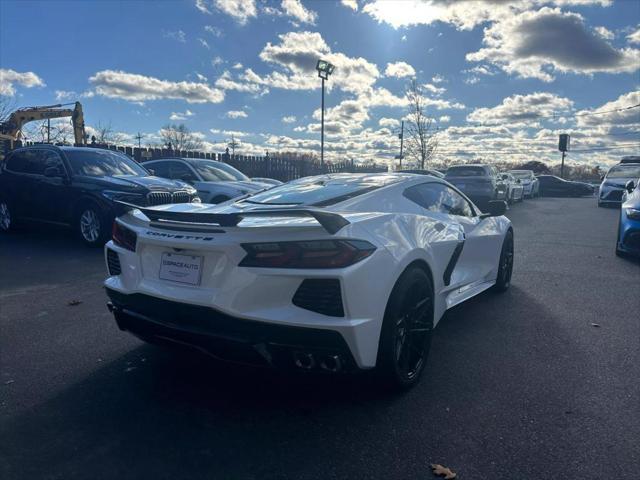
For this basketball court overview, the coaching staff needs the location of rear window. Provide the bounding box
[241,176,392,206]
[446,166,487,177]
[606,165,640,179]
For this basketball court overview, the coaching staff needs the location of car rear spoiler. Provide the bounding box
[115,202,350,235]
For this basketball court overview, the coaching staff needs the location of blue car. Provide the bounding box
[616,178,640,257]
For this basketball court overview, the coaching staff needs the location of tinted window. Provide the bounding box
[606,165,640,179]
[6,150,49,175]
[404,183,474,217]
[190,160,248,182]
[65,149,148,177]
[445,166,487,177]
[147,161,170,178]
[170,162,197,182]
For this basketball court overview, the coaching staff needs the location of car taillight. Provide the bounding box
[112,221,137,252]
[239,240,376,269]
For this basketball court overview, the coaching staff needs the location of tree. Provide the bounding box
[22,118,73,144]
[160,123,203,151]
[227,134,240,155]
[405,79,438,169]
[92,121,125,144]
[513,160,550,174]
[0,96,15,125]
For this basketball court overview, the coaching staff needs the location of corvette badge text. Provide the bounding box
[146,231,214,241]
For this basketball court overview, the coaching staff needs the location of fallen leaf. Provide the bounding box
[4,380,15,385]
[67,300,82,306]
[590,323,600,328]
[431,464,457,479]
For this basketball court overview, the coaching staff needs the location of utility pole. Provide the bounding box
[47,118,50,143]
[559,133,570,179]
[398,120,404,169]
[316,60,335,167]
[321,76,325,166]
[135,132,144,148]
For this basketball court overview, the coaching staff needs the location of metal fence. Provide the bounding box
[4,141,387,182]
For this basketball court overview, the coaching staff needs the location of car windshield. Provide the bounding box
[510,171,533,180]
[606,165,640,179]
[242,175,393,206]
[445,167,486,177]
[65,150,148,177]
[190,160,249,182]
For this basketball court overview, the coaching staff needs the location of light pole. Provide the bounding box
[316,59,335,166]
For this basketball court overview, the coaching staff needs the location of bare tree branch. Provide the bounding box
[405,79,439,169]
[160,123,203,151]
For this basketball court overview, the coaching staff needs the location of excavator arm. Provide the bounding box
[0,102,86,145]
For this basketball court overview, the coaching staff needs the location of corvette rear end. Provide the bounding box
[104,202,396,372]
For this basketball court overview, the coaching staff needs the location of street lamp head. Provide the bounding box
[316,59,335,80]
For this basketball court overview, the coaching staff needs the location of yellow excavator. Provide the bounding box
[0,101,86,146]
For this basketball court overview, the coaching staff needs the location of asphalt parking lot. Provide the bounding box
[1,197,638,480]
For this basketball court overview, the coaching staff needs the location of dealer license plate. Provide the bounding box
[159,253,203,286]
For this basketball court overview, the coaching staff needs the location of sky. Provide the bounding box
[0,0,639,168]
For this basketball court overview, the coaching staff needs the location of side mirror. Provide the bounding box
[625,180,635,193]
[44,166,62,178]
[481,200,507,218]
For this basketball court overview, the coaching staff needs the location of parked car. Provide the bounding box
[143,158,272,204]
[498,172,524,204]
[251,177,283,186]
[400,168,445,178]
[598,163,640,207]
[104,173,513,390]
[508,169,539,198]
[536,175,594,197]
[444,164,500,207]
[0,146,199,245]
[616,178,640,257]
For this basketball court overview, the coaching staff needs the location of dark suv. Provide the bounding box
[0,146,199,245]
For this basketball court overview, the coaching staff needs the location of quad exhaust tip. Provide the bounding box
[293,352,343,372]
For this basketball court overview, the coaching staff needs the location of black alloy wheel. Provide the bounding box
[377,266,434,390]
[493,230,514,292]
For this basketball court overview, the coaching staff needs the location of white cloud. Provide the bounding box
[232,62,243,69]
[212,56,224,66]
[422,83,446,95]
[89,70,225,103]
[431,74,446,84]
[576,90,640,127]
[210,0,257,25]
[164,30,186,43]
[628,27,640,45]
[0,68,45,96]
[215,70,265,93]
[170,109,195,121]
[281,0,317,25]
[467,92,574,125]
[594,26,614,40]
[379,117,400,128]
[210,128,249,137]
[204,25,223,37]
[196,73,208,82]
[282,115,297,123]
[467,8,640,82]
[340,0,358,11]
[198,38,210,49]
[384,61,416,78]
[258,31,380,94]
[226,110,248,118]
[401,35,407,42]
[439,115,451,123]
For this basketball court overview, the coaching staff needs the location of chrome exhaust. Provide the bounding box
[293,352,315,370]
[319,354,342,373]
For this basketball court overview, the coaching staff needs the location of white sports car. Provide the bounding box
[104,173,513,389]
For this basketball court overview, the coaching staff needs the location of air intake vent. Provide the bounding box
[292,279,344,317]
[146,191,191,206]
[107,249,121,276]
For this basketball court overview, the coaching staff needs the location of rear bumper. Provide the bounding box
[106,288,360,372]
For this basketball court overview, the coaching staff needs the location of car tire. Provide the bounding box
[77,203,109,247]
[493,229,514,293]
[0,199,16,233]
[376,265,434,391]
[211,195,231,204]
